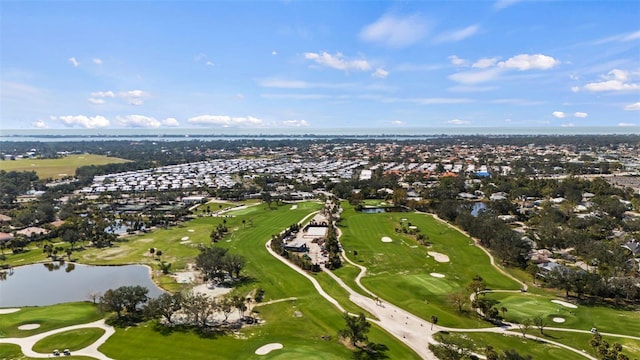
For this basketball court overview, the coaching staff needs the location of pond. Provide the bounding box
[0,263,164,307]
[470,202,487,217]
[360,206,405,214]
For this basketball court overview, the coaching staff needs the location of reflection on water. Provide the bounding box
[0,263,164,307]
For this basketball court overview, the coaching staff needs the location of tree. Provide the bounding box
[448,292,467,313]
[219,297,234,322]
[499,349,533,360]
[144,292,182,324]
[182,291,215,327]
[467,275,486,298]
[232,295,247,319]
[500,306,508,318]
[532,314,545,334]
[223,254,245,279]
[338,312,371,347]
[518,318,532,338]
[101,286,148,318]
[430,315,438,330]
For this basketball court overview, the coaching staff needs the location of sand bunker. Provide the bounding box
[428,251,450,263]
[181,236,189,241]
[193,284,233,298]
[180,240,191,245]
[255,343,283,355]
[188,229,195,232]
[381,237,393,243]
[551,300,578,309]
[290,205,298,210]
[552,317,565,323]
[0,308,20,314]
[18,323,41,330]
[430,273,445,278]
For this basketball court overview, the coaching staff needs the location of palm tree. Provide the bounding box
[430,315,438,330]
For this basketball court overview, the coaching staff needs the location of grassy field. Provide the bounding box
[0,343,95,360]
[337,203,521,328]
[80,201,419,359]
[0,154,130,180]
[541,330,640,359]
[435,331,588,360]
[0,302,102,338]
[485,292,640,338]
[32,328,105,353]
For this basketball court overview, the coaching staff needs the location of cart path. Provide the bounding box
[0,319,115,360]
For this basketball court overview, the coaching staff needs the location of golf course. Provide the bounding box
[0,154,130,180]
[1,200,639,359]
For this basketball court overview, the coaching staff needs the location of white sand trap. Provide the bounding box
[181,236,189,241]
[180,240,191,245]
[552,317,565,323]
[255,343,283,355]
[18,323,40,330]
[552,300,577,309]
[290,205,298,210]
[188,229,195,232]
[409,225,418,229]
[430,273,445,278]
[428,251,450,263]
[381,237,393,243]
[0,308,20,314]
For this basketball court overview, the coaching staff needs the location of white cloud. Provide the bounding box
[594,30,640,44]
[93,58,103,65]
[390,120,406,126]
[448,68,501,84]
[552,111,566,118]
[119,90,150,105]
[162,118,180,127]
[561,123,575,127]
[87,98,106,105]
[624,102,640,111]
[187,115,264,127]
[116,115,161,128]
[435,25,479,43]
[583,69,640,92]
[261,93,331,100]
[472,57,499,69]
[448,85,497,92]
[574,112,588,118]
[498,54,560,70]
[205,61,214,66]
[372,68,389,79]
[571,86,580,93]
[68,57,79,67]
[272,50,278,56]
[618,122,637,127]
[90,91,116,98]
[304,52,371,72]
[449,55,467,66]
[55,115,110,129]
[448,119,470,125]
[359,13,429,48]
[32,120,49,129]
[494,0,522,10]
[281,120,310,127]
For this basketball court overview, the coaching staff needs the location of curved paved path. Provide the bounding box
[0,319,115,359]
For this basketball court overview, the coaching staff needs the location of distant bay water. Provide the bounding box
[0,126,637,142]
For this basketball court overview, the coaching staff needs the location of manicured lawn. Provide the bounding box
[94,201,419,359]
[485,292,640,337]
[0,344,94,360]
[32,328,105,353]
[0,302,101,338]
[542,330,640,359]
[337,203,521,328]
[435,331,584,360]
[0,154,130,180]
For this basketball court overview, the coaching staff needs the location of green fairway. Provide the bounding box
[32,328,105,353]
[0,343,94,360]
[485,292,640,337]
[0,154,130,180]
[91,201,419,359]
[541,330,640,359]
[435,331,586,360]
[0,302,102,338]
[336,203,521,328]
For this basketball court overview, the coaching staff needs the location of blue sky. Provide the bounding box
[1,1,639,130]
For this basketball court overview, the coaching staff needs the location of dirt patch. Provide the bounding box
[551,300,578,309]
[427,251,450,263]
[192,284,233,298]
[136,238,153,243]
[18,323,41,330]
[255,343,283,355]
[0,308,20,314]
